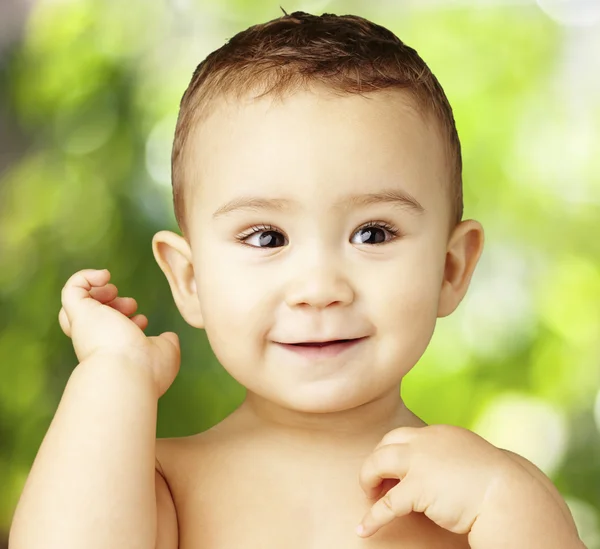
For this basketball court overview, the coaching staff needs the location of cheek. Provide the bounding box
[378,248,443,302]
[369,247,444,340]
[372,279,440,372]
[196,250,272,344]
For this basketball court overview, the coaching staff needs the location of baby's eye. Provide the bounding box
[236,221,399,249]
[351,222,399,245]
[236,225,288,248]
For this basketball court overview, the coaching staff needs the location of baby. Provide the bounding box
[9,10,585,549]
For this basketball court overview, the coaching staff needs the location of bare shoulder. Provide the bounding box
[156,430,222,474]
[153,431,227,549]
[155,433,214,491]
[154,436,210,549]
[500,448,578,530]
[154,437,189,549]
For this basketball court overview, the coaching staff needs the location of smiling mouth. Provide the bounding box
[275,338,367,360]
[276,337,367,360]
[291,340,354,347]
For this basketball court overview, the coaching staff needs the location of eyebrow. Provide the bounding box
[212,188,425,218]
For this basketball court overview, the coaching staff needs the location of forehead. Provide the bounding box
[185,88,450,224]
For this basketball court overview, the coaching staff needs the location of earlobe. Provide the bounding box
[152,230,205,329]
[437,220,485,318]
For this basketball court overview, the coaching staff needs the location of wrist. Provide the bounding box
[71,354,159,398]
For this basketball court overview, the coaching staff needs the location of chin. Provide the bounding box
[274,385,370,415]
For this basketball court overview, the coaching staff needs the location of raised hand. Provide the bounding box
[58,268,180,397]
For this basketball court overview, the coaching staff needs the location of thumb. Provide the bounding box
[151,332,181,397]
[160,331,180,349]
[151,331,180,362]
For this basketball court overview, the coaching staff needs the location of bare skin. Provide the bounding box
[155,410,471,549]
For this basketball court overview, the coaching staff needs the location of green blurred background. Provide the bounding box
[1,0,599,546]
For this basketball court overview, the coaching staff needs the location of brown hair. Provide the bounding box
[171,10,463,237]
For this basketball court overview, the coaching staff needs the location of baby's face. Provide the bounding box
[185,87,453,413]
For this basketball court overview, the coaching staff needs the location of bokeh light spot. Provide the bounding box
[472,393,568,477]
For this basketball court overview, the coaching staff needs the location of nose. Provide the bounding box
[284,255,355,309]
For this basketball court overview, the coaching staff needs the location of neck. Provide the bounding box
[230,386,426,451]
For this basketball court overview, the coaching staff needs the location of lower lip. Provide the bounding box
[275,338,367,359]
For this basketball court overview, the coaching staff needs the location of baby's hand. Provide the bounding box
[356,424,514,538]
[58,268,180,396]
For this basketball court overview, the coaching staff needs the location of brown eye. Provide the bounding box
[351,222,399,245]
[254,230,286,248]
[237,225,288,248]
[354,227,386,244]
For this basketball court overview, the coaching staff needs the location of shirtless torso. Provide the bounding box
[156,411,470,549]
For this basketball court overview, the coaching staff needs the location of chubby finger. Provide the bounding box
[374,426,422,451]
[59,295,137,338]
[359,443,410,498]
[106,296,138,316]
[58,307,71,337]
[130,314,148,330]
[61,269,111,322]
[89,283,118,303]
[357,477,415,538]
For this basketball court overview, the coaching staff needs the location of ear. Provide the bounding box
[152,230,204,329]
[437,219,485,318]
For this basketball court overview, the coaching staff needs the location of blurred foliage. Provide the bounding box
[0,0,599,546]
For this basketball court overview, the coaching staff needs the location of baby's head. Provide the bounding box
[153,11,484,415]
[171,10,464,237]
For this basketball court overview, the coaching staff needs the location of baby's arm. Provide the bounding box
[502,450,580,534]
[9,357,163,549]
[9,269,180,549]
[472,449,586,549]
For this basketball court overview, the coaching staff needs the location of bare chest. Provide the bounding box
[164,446,469,549]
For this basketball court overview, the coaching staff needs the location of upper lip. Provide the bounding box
[277,336,367,344]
